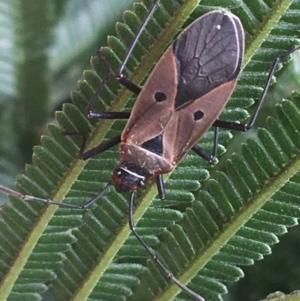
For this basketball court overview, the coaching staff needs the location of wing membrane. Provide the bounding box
[122,11,244,168]
[173,11,244,109]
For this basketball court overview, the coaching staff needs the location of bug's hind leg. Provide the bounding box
[192,127,219,162]
[88,0,160,119]
[113,0,159,89]
[63,131,89,156]
[63,132,121,160]
[87,51,140,120]
[63,53,131,155]
[62,55,127,155]
[193,46,299,164]
[80,135,121,160]
[65,1,160,155]
[213,45,300,132]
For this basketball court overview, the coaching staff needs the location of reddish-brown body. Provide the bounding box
[117,11,244,183]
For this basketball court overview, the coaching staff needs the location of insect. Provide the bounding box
[0,0,299,300]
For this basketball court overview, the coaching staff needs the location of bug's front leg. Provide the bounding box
[128,191,205,301]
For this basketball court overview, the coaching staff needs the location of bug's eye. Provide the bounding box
[139,180,146,188]
[114,169,123,178]
[154,91,167,102]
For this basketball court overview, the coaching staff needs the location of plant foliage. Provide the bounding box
[0,0,300,301]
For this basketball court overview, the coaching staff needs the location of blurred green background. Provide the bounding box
[0,0,136,197]
[0,1,300,301]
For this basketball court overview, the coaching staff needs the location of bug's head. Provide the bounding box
[112,168,146,193]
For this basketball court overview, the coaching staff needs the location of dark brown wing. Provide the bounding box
[173,11,244,110]
[165,11,244,163]
[163,79,237,164]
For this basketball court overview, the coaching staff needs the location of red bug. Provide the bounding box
[0,1,299,299]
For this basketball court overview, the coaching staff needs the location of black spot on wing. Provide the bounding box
[173,11,243,110]
[194,110,204,120]
[155,91,167,102]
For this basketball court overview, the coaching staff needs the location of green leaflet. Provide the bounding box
[0,0,300,301]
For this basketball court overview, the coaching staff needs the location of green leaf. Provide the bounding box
[0,0,300,301]
[0,0,137,200]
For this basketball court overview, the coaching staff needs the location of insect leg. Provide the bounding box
[70,1,159,153]
[115,0,159,85]
[0,182,112,209]
[192,127,219,162]
[62,131,121,158]
[128,192,205,301]
[87,111,131,120]
[63,131,89,155]
[64,57,113,146]
[213,45,300,132]
[88,51,141,120]
[80,135,121,160]
[88,0,159,118]
[155,174,165,199]
[64,110,129,154]
[1,135,116,207]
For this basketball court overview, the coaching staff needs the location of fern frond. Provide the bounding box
[0,0,299,301]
